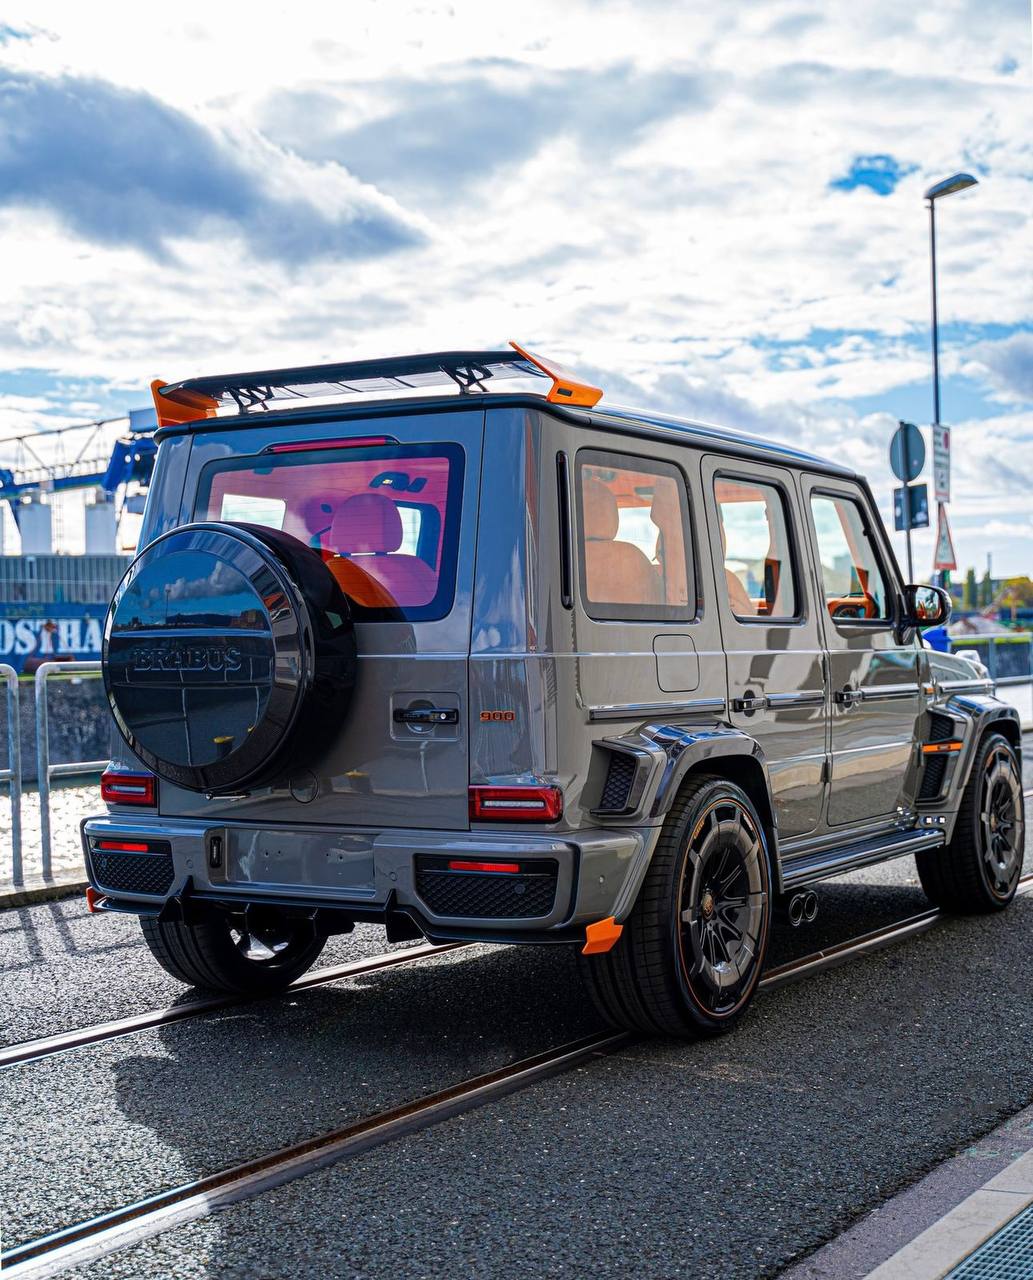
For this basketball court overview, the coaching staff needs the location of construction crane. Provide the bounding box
[0,408,157,550]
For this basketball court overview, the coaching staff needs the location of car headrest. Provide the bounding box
[582,477,619,541]
[330,493,403,554]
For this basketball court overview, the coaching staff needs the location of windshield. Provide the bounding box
[195,440,464,622]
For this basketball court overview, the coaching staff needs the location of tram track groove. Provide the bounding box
[0,941,466,1069]
[4,872,1031,1279]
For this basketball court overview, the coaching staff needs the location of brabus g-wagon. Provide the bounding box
[85,341,1024,1038]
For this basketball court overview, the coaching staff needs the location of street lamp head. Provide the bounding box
[924,172,979,202]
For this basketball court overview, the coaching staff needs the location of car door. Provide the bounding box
[569,436,726,728]
[703,456,828,840]
[800,474,922,828]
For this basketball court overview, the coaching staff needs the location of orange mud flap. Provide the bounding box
[581,916,623,956]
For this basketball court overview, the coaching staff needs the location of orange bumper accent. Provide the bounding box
[922,741,963,753]
[85,887,105,913]
[581,916,623,955]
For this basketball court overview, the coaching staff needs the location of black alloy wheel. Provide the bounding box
[579,775,772,1039]
[917,731,1025,913]
[979,739,1024,900]
[677,795,768,1019]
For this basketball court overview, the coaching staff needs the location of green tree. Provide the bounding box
[962,567,977,610]
[979,570,994,608]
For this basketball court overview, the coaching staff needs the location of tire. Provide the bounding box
[141,909,326,995]
[916,731,1025,914]
[579,775,772,1038]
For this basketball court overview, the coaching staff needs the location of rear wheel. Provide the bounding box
[916,731,1024,913]
[141,909,326,995]
[580,775,772,1038]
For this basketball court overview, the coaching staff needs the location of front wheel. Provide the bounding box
[141,909,326,995]
[916,731,1025,913]
[579,775,772,1038]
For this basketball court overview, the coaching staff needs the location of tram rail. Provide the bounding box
[4,871,1031,1279]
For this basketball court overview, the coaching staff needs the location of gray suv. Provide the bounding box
[84,342,1024,1038]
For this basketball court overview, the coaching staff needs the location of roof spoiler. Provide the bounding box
[150,340,603,425]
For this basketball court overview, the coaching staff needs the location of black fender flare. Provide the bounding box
[641,723,773,819]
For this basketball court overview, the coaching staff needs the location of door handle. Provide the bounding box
[393,707,459,725]
[732,694,768,714]
[835,687,860,707]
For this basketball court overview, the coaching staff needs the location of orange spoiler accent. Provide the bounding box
[582,916,623,955]
[151,379,219,429]
[509,341,603,408]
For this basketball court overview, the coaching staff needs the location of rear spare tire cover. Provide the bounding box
[103,522,357,793]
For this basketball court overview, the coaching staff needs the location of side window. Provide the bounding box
[576,450,694,621]
[810,492,891,622]
[714,476,798,620]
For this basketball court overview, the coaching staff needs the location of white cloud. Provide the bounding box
[0,0,1030,570]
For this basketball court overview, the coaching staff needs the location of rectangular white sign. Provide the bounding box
[932,424,951,503]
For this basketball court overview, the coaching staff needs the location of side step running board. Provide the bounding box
[781,829,945,891]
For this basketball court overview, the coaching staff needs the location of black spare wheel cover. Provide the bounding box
[103,522,358,793]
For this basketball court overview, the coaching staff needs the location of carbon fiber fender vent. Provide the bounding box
[596,751,638,814]
[919,753,949,800]
[928,712,956,743]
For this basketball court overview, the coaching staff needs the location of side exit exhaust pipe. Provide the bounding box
[783,891,819,927]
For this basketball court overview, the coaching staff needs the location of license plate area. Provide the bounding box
[223,827,377,897]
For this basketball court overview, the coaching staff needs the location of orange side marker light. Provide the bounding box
[582,916,623,956]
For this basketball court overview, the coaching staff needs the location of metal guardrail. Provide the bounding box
[35,661,105,881]
[1,664,23,885]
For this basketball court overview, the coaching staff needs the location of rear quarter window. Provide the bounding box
[195,441,464,623]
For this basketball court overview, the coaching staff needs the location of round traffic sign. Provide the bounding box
[890,422,925,483]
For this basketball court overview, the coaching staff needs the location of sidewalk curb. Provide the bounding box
[0,880,87,910]
[865,1149,1033,1279]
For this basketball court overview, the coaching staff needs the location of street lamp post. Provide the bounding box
[924,172,977,587]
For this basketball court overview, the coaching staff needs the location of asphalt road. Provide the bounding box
[0,751,1030,1279]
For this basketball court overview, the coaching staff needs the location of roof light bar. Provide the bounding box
[151,343,604,419]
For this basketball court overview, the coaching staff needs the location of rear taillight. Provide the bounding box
[468,785,563,822]
[95,840,152,853]
[100,771,157,807]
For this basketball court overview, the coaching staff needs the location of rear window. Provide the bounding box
[195,441,464,622]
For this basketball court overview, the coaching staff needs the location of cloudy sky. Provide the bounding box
[1,1,1030,573]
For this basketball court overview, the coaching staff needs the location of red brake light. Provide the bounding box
[267,436,393,453]
[446,859,522,873]
[101,771,157,807]
[95,840,152,853]
[468,786,563,822]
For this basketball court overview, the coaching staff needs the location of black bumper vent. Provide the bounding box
[89,849,175,897]
[919,754,950,801]
[596,752,637,814]
[415,858,558,919]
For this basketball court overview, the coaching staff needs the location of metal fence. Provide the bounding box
[1,664,22,884]
[34,661,105,881]
[950,633,1033,685]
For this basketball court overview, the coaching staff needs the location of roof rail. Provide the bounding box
[150,341,603,427]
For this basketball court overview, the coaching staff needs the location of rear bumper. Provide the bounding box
[81,815,653,942]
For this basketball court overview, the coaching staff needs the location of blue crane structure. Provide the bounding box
[0,407,157,529]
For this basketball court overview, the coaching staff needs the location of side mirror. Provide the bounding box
[903,583,951,628]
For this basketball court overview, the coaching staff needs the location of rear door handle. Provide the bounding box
[393,707,459,725]
[835,688,860,707]
[733,694,768,713]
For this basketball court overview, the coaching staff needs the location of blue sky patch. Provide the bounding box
[830,154,917,196]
